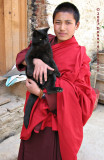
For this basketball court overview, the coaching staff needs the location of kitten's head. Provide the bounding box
[32,27,49,44]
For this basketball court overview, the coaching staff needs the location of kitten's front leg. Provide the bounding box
[26,63,34,78]
[25,50,34,78]
[49,58,61,77]
[46,74,63,94]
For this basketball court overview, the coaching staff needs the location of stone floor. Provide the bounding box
[0,134,20,160]
[0,103,104,160]
[78,103,104,160]
[0,94,24,143]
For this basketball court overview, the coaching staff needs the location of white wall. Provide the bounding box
[46,0,104,58]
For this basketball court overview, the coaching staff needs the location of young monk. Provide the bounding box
[16,2,96,160]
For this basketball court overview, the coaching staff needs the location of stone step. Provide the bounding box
[99,93,104,104]
[91,63,104,73]
[0,96,11,106]
[9,81,27,99]
[0,77,8,95]
[90,70,97,88]
[0,76,26,98]
[97,73,104,81]
[0,94,25,142]
[91,68,104,73]
[0,133,20,160]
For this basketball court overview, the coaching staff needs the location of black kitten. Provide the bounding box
[24,27,63,129]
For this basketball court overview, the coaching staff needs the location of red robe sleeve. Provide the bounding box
[55,46,96,160]
[16,41,32,71]
[74,52,96,126]
[56,71,96,160]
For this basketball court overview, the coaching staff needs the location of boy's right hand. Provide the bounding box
[33,58,54,84]
[22,60,27,66]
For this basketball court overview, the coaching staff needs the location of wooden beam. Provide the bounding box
[19,0,27,50]
[4,0,13,72]
[0,0,6,75]
[12,0,20,64]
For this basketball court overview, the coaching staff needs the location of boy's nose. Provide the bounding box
[60,23,66,30]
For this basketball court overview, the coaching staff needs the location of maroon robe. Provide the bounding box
[16,35,96,160]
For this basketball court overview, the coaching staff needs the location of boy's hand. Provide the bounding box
[22,60,27,66]
[26,78,40,96]
[33,58,54,84]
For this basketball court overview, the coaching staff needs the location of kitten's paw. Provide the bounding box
[47,87,63,94]
[27,71,33,77]
[56,87,63,92]
[55,72,61,77]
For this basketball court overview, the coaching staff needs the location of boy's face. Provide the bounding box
[53,12,80,43]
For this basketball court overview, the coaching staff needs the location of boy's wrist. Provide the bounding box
[42,93,45,99]
[38,89,43,99]
[38,89,46,99]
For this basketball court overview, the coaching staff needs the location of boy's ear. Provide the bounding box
[75,21,80,30]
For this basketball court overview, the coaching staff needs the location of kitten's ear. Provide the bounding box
[38,27,50,35]
[44,27,50,33]
[33,29,38,36]
[33,28,37,32]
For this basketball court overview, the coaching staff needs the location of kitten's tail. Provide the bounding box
[24,94,38,129]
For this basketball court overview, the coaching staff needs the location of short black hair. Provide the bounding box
[53,2,80,24]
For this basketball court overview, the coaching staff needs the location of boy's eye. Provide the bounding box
[55,21,61,24]
[66,21,71,24]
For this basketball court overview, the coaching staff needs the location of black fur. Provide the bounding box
[24,27,63,129]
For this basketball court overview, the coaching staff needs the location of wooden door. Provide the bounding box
[0,0,27,75]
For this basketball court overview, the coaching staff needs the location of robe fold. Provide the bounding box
[20,35,96,160]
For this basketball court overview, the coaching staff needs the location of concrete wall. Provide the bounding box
[27,0,48,43]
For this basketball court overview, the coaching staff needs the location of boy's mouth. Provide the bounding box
[58,33,67,36]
